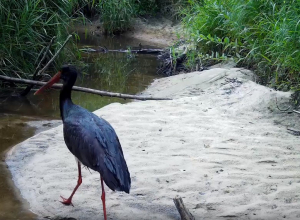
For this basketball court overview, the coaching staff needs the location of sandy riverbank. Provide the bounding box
[6,67,300,220]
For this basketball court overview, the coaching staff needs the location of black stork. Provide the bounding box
[34,65,131,220]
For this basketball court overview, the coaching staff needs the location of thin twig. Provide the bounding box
[37,34,72,76]
[20,36,57,97]
[293,110,300,114]
[170,48,173,73]
[0,75,171,101]
[35,36,56,74]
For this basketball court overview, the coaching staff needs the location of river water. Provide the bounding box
[0,33,161,220]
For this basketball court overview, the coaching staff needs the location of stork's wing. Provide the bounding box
[63,107,130,193]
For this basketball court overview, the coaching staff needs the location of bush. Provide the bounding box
[181,0,300,90]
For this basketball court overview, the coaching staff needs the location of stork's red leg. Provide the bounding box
[101,176,107,220]
[60,161,82,206]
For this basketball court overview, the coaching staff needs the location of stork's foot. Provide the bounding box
[60,196,74,206]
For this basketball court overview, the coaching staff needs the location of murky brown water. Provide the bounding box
[0,33,161,219]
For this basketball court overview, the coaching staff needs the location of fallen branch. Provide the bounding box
[173,196,195,220]
[80,47,164,55]
[0,75,171,101]
[111,48,164,54]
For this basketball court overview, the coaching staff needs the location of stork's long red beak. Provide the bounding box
[34,71,61,95]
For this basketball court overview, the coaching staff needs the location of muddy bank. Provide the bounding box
[74,17,182,47]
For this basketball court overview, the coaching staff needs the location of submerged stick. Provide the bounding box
[80,48,164,54]
[173,196,195,220]
[0,75,171,101]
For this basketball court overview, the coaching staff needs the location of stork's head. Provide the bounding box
[34,64,78,95]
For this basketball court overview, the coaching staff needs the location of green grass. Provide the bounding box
[99,0,135,34]
[0,0,86,82]
[181,0,300,91]
[0,0,185,86]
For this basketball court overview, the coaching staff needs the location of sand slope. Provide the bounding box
[6,68,300,220]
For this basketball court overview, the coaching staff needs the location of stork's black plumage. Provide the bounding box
[63,104,130,192]
[35,65,131,220]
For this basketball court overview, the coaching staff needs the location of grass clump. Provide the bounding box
[0,0,86,81]
[99,0,135,34]
[181,0,300,91]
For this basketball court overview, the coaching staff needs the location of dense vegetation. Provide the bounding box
[181,0,300,91]
[0,0,180,83]
[0,0,86,81]
[1,0,300,91]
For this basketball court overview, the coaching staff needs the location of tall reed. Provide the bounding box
[181,0,300,90]
[99,0,134,34]
[0,0,83,80]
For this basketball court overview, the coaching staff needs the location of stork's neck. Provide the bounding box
[60,84,74,121]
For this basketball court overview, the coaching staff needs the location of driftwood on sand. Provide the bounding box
[0,75,171,101]
[173,196,195,220]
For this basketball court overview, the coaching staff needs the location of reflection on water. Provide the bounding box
[0,33,162,219]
